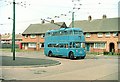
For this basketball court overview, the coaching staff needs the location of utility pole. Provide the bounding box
[12,0,15,60]
[72,12,74,28]
[6,0,29,60]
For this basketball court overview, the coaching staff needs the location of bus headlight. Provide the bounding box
[76,50,78,52]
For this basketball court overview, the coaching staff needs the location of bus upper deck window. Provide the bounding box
[60,31,62,35]
[46,32,51,36]
[69,30,73,35]
[74,30,81,35]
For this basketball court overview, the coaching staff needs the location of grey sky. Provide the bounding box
[0,0,119,34]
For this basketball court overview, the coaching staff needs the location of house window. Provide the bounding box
[97,33,103,37]
[86,33,91,37]
[25,35,28,38]
[113,32,118,37]
[41,34,45,38]
[22,44,24,47]
[28,43,36,48]
[118,43,120,49]
[94,43,106,49]
[30,34,36,38]
[105,32,111,37]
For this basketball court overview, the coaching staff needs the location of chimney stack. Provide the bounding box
[102,14,107,19]
[88,15,92,21]
[41,20,45,24]
[51,20,54,23]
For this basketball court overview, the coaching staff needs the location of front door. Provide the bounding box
[25,43,28,50]
[109,43,115,52]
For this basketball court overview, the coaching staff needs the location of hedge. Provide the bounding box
[0,43,19,48]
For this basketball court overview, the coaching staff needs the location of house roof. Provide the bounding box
[1,34,11,40]
[1,33,22,40]
[22,22,67,34]
[69,17,120,32]
[15,34,22,39]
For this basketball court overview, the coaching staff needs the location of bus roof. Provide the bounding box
[46,27,83,33]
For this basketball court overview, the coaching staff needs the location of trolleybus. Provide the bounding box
[44,27,86,59]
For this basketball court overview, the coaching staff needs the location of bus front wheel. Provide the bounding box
[69,52,74,59]
[48,51,52,57]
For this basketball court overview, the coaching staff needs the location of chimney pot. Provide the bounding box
[102,14,107,19]
[41,20,45,24]
[88,15,92,21]
[51,20,54,23]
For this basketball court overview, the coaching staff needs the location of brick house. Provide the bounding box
[1,33,11,44]
[22,21,67,51]
[1,33,22,48]
[69,16,120,53]
[1,33,22,45]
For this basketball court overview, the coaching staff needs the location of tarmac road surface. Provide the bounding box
[1,51,119,80]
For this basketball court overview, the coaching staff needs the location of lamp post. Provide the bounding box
[13,0,15,60]
[72,12,74,28]
[7,0,29,60]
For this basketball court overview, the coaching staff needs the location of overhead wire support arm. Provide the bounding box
[41,18,63,27]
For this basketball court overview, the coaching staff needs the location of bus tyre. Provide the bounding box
[69,52,74,59]
[48,51,52,57]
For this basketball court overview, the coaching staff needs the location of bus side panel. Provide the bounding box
[58,48,68,57]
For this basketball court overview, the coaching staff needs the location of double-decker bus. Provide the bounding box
[44,27,86,59]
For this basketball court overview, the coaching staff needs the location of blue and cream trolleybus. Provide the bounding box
[44,27,86,59]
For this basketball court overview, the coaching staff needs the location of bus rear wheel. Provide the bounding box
[48,51,52,57]
[69,52,74,59]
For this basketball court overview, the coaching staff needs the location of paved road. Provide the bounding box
[1,51,119,80]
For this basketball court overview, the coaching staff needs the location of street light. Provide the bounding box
[6,0,29,60]
[12,0,16,60]
[69,11,75,28]
[8,17,14,53]
[8,1,16,60]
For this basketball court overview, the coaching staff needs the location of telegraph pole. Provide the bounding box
[12,0,15,60]
[6,0,29,60]
[72,12,74,28]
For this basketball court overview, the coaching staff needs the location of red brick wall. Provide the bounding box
[22,34,44,51]
[22,35,44,43]
[85,32,119,53]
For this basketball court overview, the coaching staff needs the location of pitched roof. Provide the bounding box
[15,33,22,39]
[69,17,120,32]
[1,34,11,40]
[1,33,22,40]
[22,22,67,34]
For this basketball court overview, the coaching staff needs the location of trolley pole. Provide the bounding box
[72,12,74,28]
[12,0,16,60]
